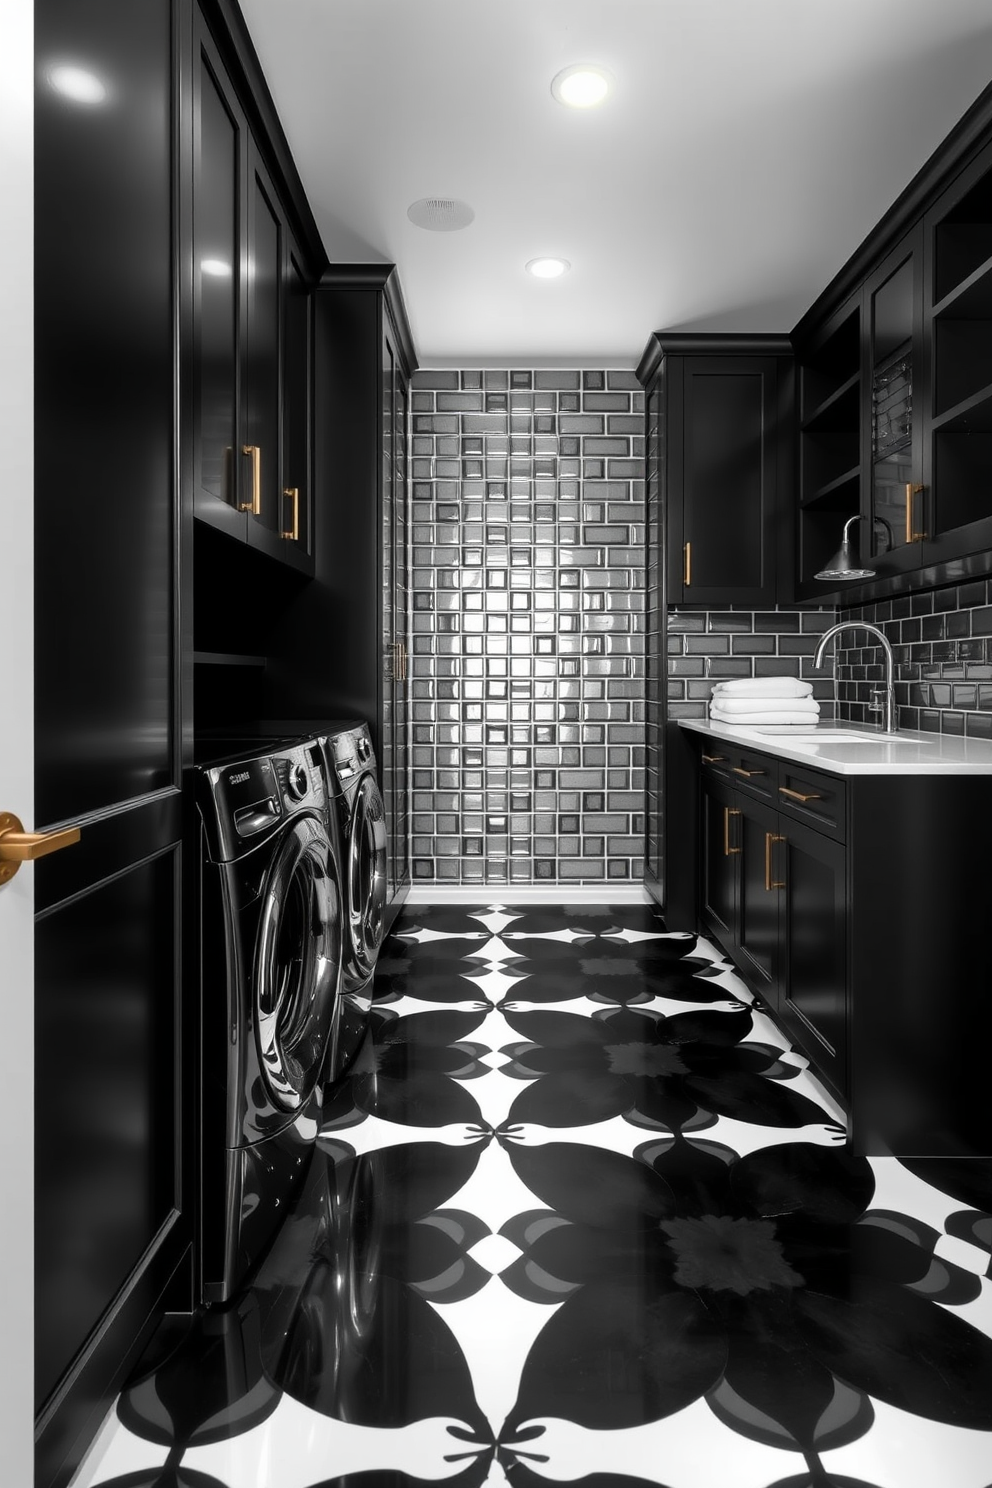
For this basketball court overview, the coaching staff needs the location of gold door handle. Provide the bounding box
[732,766,765,778]
[765,831,785,891]
[281,486,299,541]
[905,482,926,543]
[724,806,741,856]
[701,753,726,763]
[683,541,691,587]
[0,812,81,884]
[779,786,823,803]
[241,444,261,515]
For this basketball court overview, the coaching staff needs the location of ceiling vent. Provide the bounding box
[407,198,475,232]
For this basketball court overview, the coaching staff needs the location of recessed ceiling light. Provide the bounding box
[407,198,475,232]
[47,64,106,105]
[201,259,232,277]
[526,257,570,279]
[551,64,614,109]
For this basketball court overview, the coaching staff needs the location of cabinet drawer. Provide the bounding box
[727,749,779,803]
[777,763,847,842]
[698,742,734,780]
[699,741,779,800]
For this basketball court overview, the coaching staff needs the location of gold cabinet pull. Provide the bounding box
[400,642,408,682]
[732,766,765,778]
[764,831,785,891]
[779,786,823,803]
[0,812,80,885]
[701,753,726,764]
[241,444,261,515]
[723,805,741,856]
[905,482,926,543]
[683,541,691,587]
[280,486,299,541]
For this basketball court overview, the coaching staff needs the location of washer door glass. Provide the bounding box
[348,774,387,980]
[255,815,342,1111]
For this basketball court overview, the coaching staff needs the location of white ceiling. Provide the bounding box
[238,0,992,369]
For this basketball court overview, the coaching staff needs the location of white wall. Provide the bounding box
[0,1,35,1480]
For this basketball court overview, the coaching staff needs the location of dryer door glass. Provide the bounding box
[348,774,387,979]
[255,816,342,1110]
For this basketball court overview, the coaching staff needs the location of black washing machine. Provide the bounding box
[323,722,388,1072]
[196,733,345,1304]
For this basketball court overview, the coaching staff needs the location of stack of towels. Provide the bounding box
[709,676,820,727]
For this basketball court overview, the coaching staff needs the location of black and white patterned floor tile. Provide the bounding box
[76,903,992,1488]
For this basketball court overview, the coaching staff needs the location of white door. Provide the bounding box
[0,8,35,1482]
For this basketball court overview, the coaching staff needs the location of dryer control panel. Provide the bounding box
[199,739,328,864]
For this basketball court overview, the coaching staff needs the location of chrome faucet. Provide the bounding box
[813,621,897,734]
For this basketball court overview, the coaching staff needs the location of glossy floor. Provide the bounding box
[75,903,992,1488]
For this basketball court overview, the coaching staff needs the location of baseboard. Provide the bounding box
[403,885,652,905]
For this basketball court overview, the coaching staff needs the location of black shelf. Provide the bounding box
[193,650,266,667]
[801,372,860,433]
[932,251,992,319]
[801,465,861,508]
[930,380,992,432]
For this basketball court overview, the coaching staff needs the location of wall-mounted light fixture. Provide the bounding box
[815,514,879,581]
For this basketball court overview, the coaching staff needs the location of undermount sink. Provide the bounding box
[752,727,891,743]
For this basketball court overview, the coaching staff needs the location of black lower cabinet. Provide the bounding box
[777,818,848,1100]
[693,734,991,1158]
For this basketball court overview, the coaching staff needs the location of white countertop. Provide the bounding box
[679,716,992,775]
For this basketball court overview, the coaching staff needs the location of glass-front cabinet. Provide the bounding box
[862,225,924,579]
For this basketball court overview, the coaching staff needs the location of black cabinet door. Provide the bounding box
[668,357,781,606]
[779,816,848,1100]
[244,140,284,553]
[192,13,247,540]
[281,236,312,559]
[736,791,781,1011]
[699,772,738,951]
[862,226,926,581]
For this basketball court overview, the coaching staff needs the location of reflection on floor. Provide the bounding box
[75,902,992,1488]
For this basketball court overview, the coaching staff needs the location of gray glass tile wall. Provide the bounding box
[408,368,645,885]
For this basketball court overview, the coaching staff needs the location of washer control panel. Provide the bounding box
[200,739,329,863]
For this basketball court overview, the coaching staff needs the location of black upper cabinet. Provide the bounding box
[793,81,992,602]
[923,135,992,567]
[191,9,312,575]
[638,335,793,608]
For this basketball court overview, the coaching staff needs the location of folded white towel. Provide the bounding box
[710,705,821,726]
[710,677,813,698]
[710,694,820,717]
